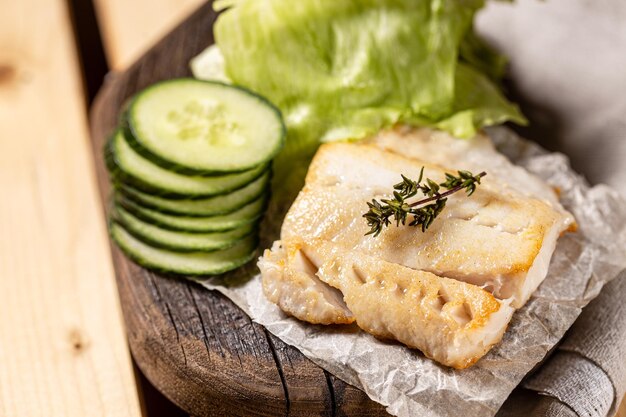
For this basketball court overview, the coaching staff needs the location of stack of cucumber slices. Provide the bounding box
[105,78,285,276]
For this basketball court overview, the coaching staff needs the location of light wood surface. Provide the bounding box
[93,0,204,69]
[0,0,141,416]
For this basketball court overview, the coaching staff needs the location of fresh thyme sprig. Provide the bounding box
[363,168,486,237]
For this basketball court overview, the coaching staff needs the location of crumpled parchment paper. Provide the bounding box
[198,126,626,417]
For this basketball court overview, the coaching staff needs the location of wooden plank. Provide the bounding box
[89,3,389,415]
[93,0,205,69]
[0,0,142,416]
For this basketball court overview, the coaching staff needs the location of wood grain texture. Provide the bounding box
[0,0,142,416]
[93,0,205,69]
[89,3,388,416]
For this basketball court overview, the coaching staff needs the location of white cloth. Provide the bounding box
[498,271,626,417]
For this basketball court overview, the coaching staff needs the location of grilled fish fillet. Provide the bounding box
[261,238,514,369]
[280,141,575,308]
[258,129,575,367]
[367,127,563,205]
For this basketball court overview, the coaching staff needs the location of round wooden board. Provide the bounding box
[89,3,389,416]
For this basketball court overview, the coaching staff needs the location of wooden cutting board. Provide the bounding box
[89,3,388,416]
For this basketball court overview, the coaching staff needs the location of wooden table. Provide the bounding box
[0,0,141,416]
[1,0,624,415]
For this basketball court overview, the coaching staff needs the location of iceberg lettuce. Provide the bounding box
[200,0,525,207]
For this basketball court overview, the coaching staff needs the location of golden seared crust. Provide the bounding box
[281,238,513,369]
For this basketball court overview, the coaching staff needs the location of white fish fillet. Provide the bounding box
[258,129,575,368]
[259,241,354,325]
[281,140,575,308]
[367,127,562,205]
[262,238,514,369]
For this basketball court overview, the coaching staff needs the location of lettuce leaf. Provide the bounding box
[434,63,526,138]
[459,25,508,82]
[213,0,523,136]
[202,0,526,208]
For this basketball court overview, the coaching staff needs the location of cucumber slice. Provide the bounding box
[114,205,256,252]
[118,194,267,233]
[120,170,270,216]
[126,78,285,174]
[110,222,258,276]
[107,129,268,197]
